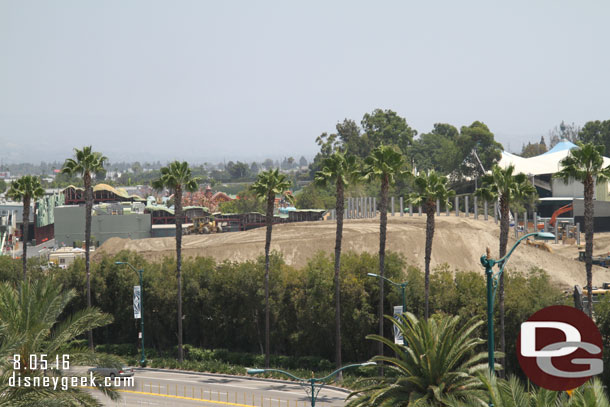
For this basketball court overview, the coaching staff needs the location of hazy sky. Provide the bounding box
[1,1,609,164]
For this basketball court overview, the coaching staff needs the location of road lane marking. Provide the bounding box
[84,387,256,407]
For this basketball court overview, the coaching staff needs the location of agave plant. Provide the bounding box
[347,313,491,406]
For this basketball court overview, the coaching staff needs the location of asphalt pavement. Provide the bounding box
[90,368,351,407]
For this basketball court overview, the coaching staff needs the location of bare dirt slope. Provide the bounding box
[94,215,610,288]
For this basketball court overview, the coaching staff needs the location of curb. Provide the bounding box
[133,367,351,395]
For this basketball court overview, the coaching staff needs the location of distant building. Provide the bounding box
[62,183,146,205]
[49,247,87,269]
[54,202,151,247]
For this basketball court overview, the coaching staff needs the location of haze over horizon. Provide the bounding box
[1,1,609,164]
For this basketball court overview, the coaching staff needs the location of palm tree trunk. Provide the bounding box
[21,196,30,281]
[334,179,344,378]
[424,201,435,320]
[264,192,275,368]
[378,176,389,375]
[84,171,94,352]
[584,175,594,318]
[175,187,184,363]
[498,194,510,377]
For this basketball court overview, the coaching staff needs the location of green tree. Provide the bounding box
[407,171,455,320]
[409,123,461,174]
[0,277,122,406]
[360,109,416,157]
[579,120,610,156]
[458,121,503,178]
[520,140,547,157]
[347,313,489,407]
[226,161,250,180]
[7,175,44,280]
[476,164,536,373]
[314,152,360,376]
[548,120,581,147]
[554,142,610,318]
[294,182,335,209]
[61,146,107,351]
[0,179,7,194]
[262,158,275,171]
[152,161,200,362]
[299,156,308,168]
[250,169,292,368]
[361,145,408,369]
[218,189,265,213]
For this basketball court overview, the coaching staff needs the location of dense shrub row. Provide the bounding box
[0,252,575,377]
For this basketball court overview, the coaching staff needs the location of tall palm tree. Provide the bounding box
[476,164,536,374]
[61,146,107,351]
[554,142,610,318]
[152,161,200,363]
[7,175,44,280]
[314,152,359,377]
[347,313,489,407]
[361,145,407,371]
[0,276,123,406]
[407,170,455,320]
[251,169,292,368]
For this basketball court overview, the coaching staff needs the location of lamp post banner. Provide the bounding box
[133,285,141,319]
[393,306,404,345]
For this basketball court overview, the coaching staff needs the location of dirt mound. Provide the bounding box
[94,215,610,288]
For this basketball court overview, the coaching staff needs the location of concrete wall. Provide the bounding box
[54,205,151,247]
[552,178,609,201]
[573,198,610,232]
[0,203,34,223]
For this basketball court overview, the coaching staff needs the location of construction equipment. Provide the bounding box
[184,216,226,235]
[578,250,610,267]
[525,238,553,252]
[575,283,610,314]
[550,204,573,227]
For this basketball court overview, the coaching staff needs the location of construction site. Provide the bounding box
[94,211,610,289]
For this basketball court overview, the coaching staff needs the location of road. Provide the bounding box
[91,369,351,407]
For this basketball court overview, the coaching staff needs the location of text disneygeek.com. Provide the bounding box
[9,372,135,390]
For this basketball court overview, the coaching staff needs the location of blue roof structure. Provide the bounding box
[543,140,577,155]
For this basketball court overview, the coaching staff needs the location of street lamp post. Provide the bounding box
[479,231,554,373]
[367,273,407,314]
[247,362,375,407]
[115,261,147,367]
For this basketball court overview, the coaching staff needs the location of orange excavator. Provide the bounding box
[549,204,573,227]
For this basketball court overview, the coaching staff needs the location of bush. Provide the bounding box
[30,250,565,378]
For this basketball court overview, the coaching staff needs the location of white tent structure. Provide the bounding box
[498,140,610,201]
[499,140,610,177]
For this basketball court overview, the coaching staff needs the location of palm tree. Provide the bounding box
[314,152,359,377]
[7,175,44,280]
[361,145,407,370]
[0,276,123,406]
[476,164,536,374]
[152,161,200,363]
[61,146,107,351]
[347,313,489,406]
[407,170,455,320]
[554,142,610,318]
[475,371,609,407]
[251,169,292,368]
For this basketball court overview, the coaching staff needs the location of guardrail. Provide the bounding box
[113,380,337,407]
